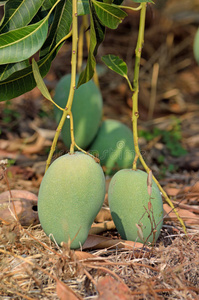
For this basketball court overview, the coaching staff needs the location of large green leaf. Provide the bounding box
[77,0,105,87]
[92,0,127,29]
[0,0,73,100]
[42,0,58,10]
[0,22,70,101]
[0,47,55,101]
[40,0,72,58]
[0,60,29,81]
[29,2,55,25]
[0,0,44,33]
[0,18,49,64]
[0,0,60,64]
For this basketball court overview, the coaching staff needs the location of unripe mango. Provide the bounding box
[54,74,103,149]
[38,152,106,249]
[108,169,163,244]
[89,119,135,175]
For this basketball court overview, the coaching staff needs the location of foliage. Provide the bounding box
[0,0,152,101]
[101,54,133,90]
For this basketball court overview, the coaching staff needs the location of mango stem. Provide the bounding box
[45,0,78,171]
[131,3,187,234]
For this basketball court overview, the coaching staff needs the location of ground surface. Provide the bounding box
[0,0,199,299]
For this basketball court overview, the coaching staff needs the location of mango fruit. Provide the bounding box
[108,169,163,244]
[89,119,135,175]
[38,152,106,249]
[53,74,103,149]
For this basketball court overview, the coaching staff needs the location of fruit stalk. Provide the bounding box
[45,0,78,170]
[67,0,78,153]
[132,2,146,167]
[131,3,187,234]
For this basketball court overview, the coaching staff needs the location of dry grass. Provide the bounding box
[0,221,199,299]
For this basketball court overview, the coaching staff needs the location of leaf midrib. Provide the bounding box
[0,0,29,32]
[0,18,47,49]
[109,56,126,76]
[93,0,122,20]
[0,32,68,85]
[0,0,61,49]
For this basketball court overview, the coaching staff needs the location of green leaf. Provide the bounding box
[32,58,52,101]
[32,58,64,111]
[40,0,72,58]
[0,61,29,81]
[77,0,105,87]
[101,54,128,77]
[101,54,133,90]
[77,0,90,15]
[0,22,67,101]
[92,0,127,29]
[0,0,44,33]
[42,0,58,10]
[0,52,52,101]
[0,0,60,64]
[0,0,72,100]
[0,18,49,64]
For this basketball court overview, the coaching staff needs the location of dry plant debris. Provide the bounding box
[0,222,199,299]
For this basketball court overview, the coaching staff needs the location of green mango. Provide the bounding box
[53,74,103,149]
[89,119,135,175]
[108,169,163,244]
[38,152,106,249]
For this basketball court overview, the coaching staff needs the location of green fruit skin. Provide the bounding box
[89,119,135,175]
[38,152,106,249]
[194,28,199,64]
[108,169,163,244]
[54,74,103,149]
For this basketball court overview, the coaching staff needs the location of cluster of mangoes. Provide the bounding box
[38,75,164,249]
